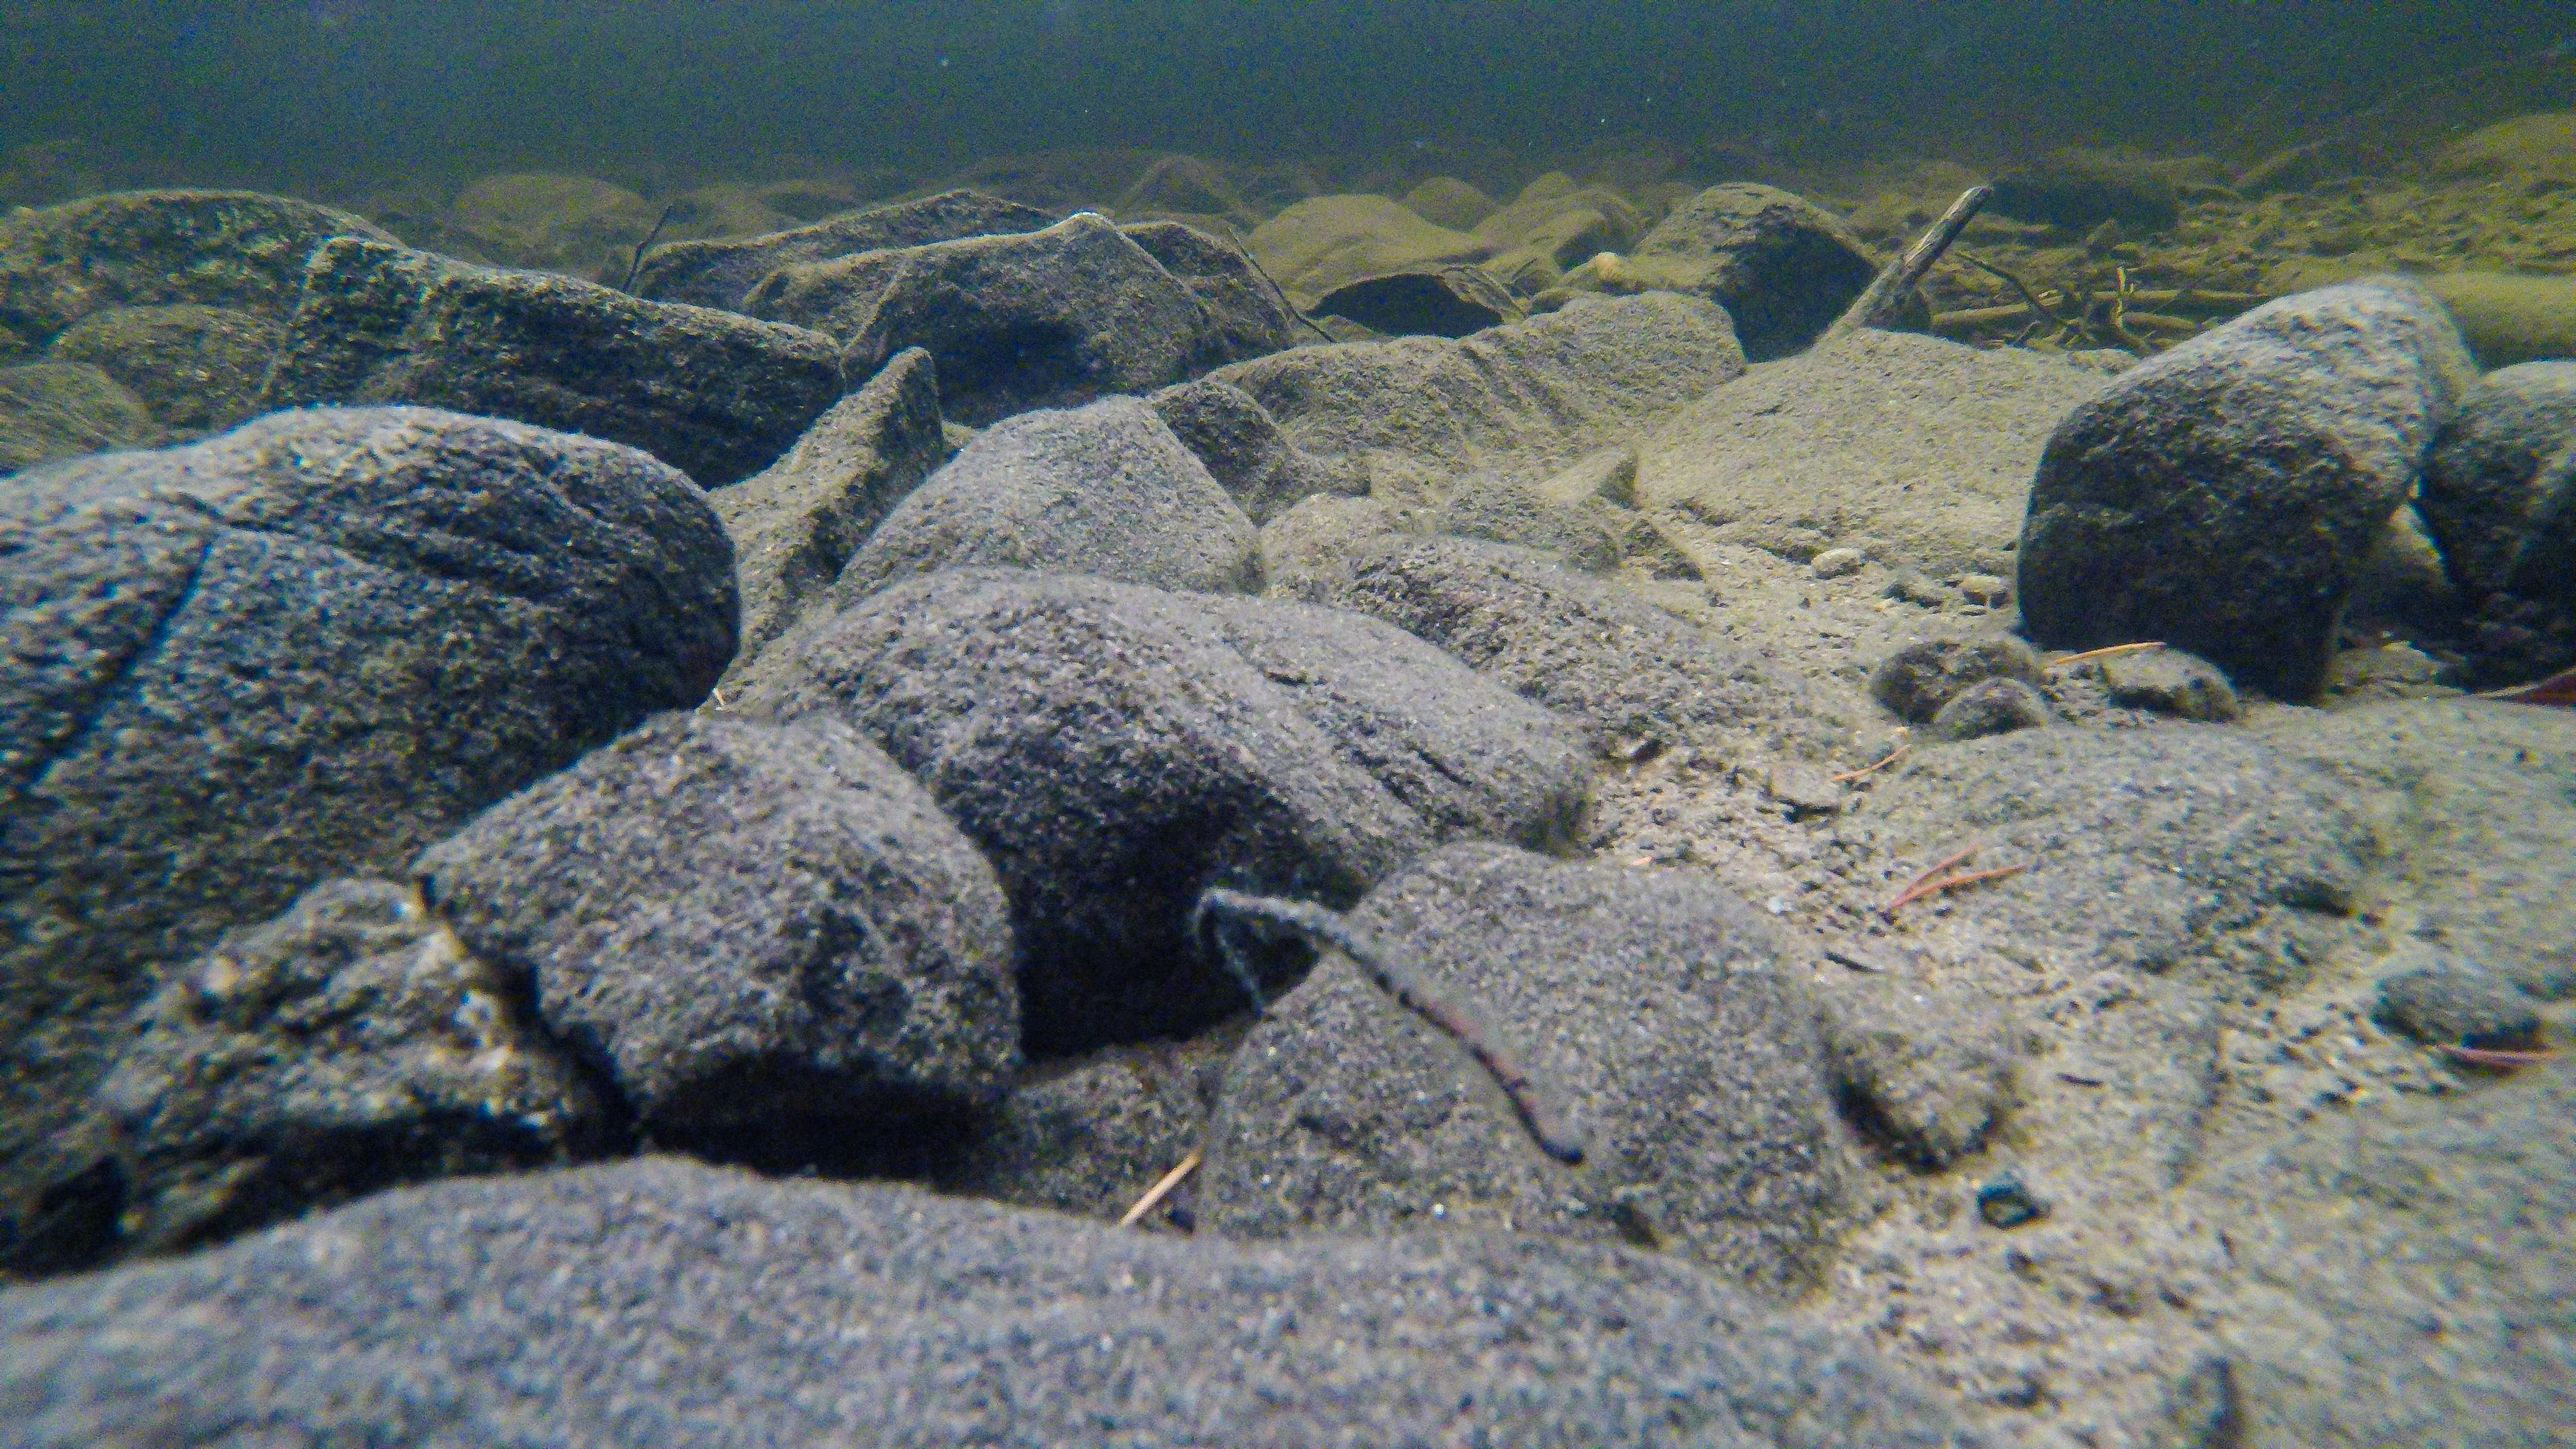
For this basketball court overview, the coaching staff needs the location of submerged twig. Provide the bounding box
[621,203,680,295]
[2438,1042,2556,1070]
[1191,888,1587,1165]
[1117,1150,1203,1228]
[1882,845,2033,914]
[1827,184,1992,339]
[1830,742,1909,783]
[2049,641,2167,669]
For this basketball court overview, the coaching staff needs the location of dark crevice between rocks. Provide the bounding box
[0,1155,126,1279]
[645,1080,989,1184]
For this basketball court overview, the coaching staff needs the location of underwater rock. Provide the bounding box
[834,395,1260,599]
[2418,360,2576,604]
[1110,153,1265,232]
[263,237,843,488]
[1986,150,2182,234]
[746,213,1214,426]
[0,1156,1976,1449]
[1929,676,2051,741]
[1471,183,1645,294]
[714,345,949,682]
[0,360,156,474]
[44,304,280,438]
[1814,972,2019,1169]
[2419,271,2576,371]
[416,712,1020,1144]
[2096,647,2244,722]
[1117,219,1301,364]
[0,189,393,346]
[1256,492,1405,600]
[2017,278,2475,700]
[1246,193,1494,313]
[1200,842,1854,1296]
[1213,291,1747,498]
[2371,957,2541,1049]
[1640,328,2108,580]
[1399,174,1499,231]
[1432,470,1621,573]
[1146,375,1366,525]
[0,406,733,1275]
[1623,182,1879,360]
[1309,262,1522,338]
[739,570,1585,1051]
[1870,637,2046,723]
[936,1032,1236,1222]
[2431,111,2576,186]
[1311,534,1853,759]
[1537,444,1641,509]
[92,878,605,1262]
[633,187,1059,311]
[448,172,658,278]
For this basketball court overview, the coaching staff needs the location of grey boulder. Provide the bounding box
[836,395,1259,599]
[746,212,1217,425]
[0,406,733,1270]
[1119,218,1303,364]
[739,570,1588,1051]
[0,1155,1978,1449]
[713,345,949,679]
[631,187,1059,311]
[262,237,845,486]
[1201,843,1855,1297]
[1624,183,1881,360]
[2418,360,2576,602]
[415,712,1020,1142]
[92,878,605,1260]
[1146,374,1366,525]
[2017,278,2475,700]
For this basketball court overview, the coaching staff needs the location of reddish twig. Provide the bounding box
[1193,888,1587,1165]
[1883,847,2033,914]
[1831,743,1910,783]
[2438,1043,2557,1069]
[2477,665,2576,708]
[1884,845,1978,910]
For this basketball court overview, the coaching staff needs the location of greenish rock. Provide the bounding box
[0,189,390,345]
[1399,174,1497,231]
[1311,263,1521,338]
[92,877,606,1262]
[1623,183,1880,360]
[447,171,657,278]
[262,236,843,487]
[46,304,282,437]
[633,188,1058,312]
[0,361,157,474]
[1246,193,1494,313]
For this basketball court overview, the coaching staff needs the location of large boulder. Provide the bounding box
[416,712,1020,1147]
[713,345,949,681]
[1118,218,1302,364]
[0,361,156,474]
[1639,329,2111,578]
[1622,184,1881,360]
[0,189,393,346]
[0,1156,1978,1449]
[1210,292,1748,498]
[743,213,1214,425]
[633,188,1059,311]
[1201,843,1856,1297]
[737,570,1588,1051]
[45,304,282,437]
[447,172,659,278]
[0,407,735,1273]
[262,237,844,487]
[1307,534,1855,759]
[2017,279,2475,699]
[91,878,606,1262]
[835,396,1259,600]
[2417,360,2576,603]
[1146,375,1366,525]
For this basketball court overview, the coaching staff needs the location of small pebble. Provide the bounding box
[1812,547,1866,579]
[2373,958,2540,1049]
[1931,677,2050,741]
[1956,572,2011,606]
[1976,1171,2050,1230]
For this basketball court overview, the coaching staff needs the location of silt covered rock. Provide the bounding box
[633,188,1059,311]
[0,361,156,474]
[1146,374,1366,525]
[262,236,844,487]
[2418,360,2576,604]
[46,304,281,437]
[1622,183,1880,360]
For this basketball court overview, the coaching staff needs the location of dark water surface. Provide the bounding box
[6,1,2571,189]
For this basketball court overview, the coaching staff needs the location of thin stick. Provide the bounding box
[2049,641,2167,669]
[2475,665,2576,707]
[1117,1150,1202,1227]
[622,203,679,295]
[1955,252,2071,328]
[1830,743,1909,783]
[1826,184,1992,339]
[1192,888,1587,1165]
[1888,845,1980,907]
[1887,860,2032,912]
[2438,1044,2557,1069]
